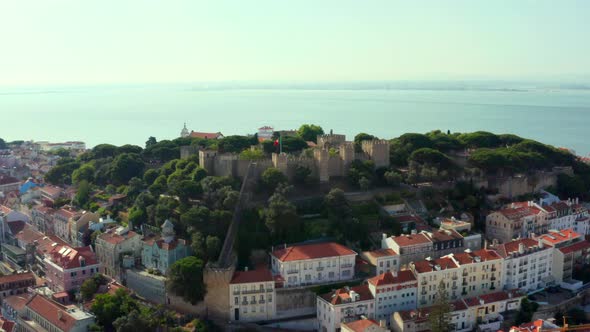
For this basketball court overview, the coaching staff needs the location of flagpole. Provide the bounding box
[279,133,283,154]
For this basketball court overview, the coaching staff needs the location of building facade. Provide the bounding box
[141,220,191,274]
[359,249,399,276]
[367,271,417,325]
[44,245,100,292]
[317,285,375,332]
[271,242,356,288]
[95,226,141,281]
[228,268,276,322]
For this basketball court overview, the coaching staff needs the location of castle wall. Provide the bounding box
[275,287,317,319]
[361,139,390,168]
[180,145,200,159]
[317,134,346,149]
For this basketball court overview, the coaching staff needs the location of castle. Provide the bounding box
[180,133,390,182]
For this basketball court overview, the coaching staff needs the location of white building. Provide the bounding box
[270,242,356,288]
[392,290,524,332]
[229,268,276,322]
[490,238,554,292]
[411,249,504,307]
[341,318,389,332]
[359,249,399,276]
[257,126,274,142]
[317,285,375,332]
[367,270,417,325]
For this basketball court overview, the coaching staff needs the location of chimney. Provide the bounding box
[484,239,488,250]
[245,266,249,271]
[58,310,63,320]
[518,243,525,254]
[411,229,417,235]
[392,270,398,277]
[538,238,544,249]
[530,233,535,239]
[382,233,387,240]
[379,320,386,327]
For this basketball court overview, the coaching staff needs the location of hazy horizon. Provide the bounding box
[1,1,589,86]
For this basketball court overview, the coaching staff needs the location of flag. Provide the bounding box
[273,139,279,147]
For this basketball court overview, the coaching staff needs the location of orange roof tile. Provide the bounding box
[26,294,85,331]
[559,240,590,254]
[390,233,432,247]
[319,285,374,305]
[413,256,458,273]
[367,270,416,287]
[272,242,356,262]
[230,268,273,284]
[342,319,381,332]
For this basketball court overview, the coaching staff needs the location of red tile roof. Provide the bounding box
[341,319,381,332]
[0,272,35,285]
[98,229,139,245]
[452,249,502,265]
[367,270,416,287]
[26,294,84,331]
[47,246,99,270]
[272,242,356,262]
[319,285,374,305]
[143,236,188,251]
[362,248,398,259]
[463,289,523,307]
[0,205,12,214]
[538,229,581,245]
[559,240,590,254]
[230,268,273,284]
[189,131,222,139]
[3,293,33,312]
[398,300,468,323]
[491,238,547,258]
[427,229,462,242]
[390,233,432,247]
[413,256,458,273]
[0,315,15,332]
[497,203,543,221]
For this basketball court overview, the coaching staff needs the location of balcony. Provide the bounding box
[491,267,497,272]
[242,289,264,295]
[421,290,427,295]
[491,276,496,281]
[463,270,468,276]
[317,267,325,271]
[421,280,427,285]
[452,284,458,290]
[452,275,458,280]
[241,301,249,305]
[286,270,299,274]
[259,299,265,304]
[341,264,353,268]
[477,314,504,332]
[462,280,468,286]
[266,289,273,292]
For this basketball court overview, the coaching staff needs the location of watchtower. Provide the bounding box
[362,140,390,168]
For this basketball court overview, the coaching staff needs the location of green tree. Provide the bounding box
[262,192,300,242]
[191,232,206,259]
[80,277,98,301]
[91,288,138,330]
[293,166,312,185]
[92,144,119,159]
[205,235,221,261]
[190,319,209,332]
[146,136,157,148]
[74,180,92,209]
[113,310,150,332]
[0,138,6,149]
[428,280,452,332]
[72,163,96,184]
[143,169,160,186]
[297,124,324,143]
[110,153,145,185]
[384,170,402,187]
[239,148,265,161]
[514,298,539,325]
[260,168,288,192]
[167,256,206,304]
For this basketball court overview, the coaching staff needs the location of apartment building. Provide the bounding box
[485,201,546,243]
[270,242,356,288]
[381,233,432,268]
[0,273,36,303]
[19,294,95,332]
[490,238,554,292]
[410,249,503,307]
[367,270,417,325]
[341,318,389,332]
[317,285,375,332]
[95,226,142,281]
[44,245,100,292]
[228,268,276,322]
[392,290,524,332]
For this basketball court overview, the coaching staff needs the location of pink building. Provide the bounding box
[44,246,100,292]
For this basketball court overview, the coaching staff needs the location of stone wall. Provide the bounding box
[203,263,236,319]
[275,287,317,319]
[125,269,167,304]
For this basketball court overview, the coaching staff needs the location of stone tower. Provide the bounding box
[180,123,189,138]
[362,139,390,168]
[314,148,330,182]
[198,150,217,174]
[272,153,288,175]
[161,219,175,243]
[317,134,346,149]
[340,142,356,169]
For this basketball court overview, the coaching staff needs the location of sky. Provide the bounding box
[1,1,589,86]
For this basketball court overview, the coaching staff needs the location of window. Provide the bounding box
[235,297,238,305]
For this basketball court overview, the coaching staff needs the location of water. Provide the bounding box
[1,84,589,155]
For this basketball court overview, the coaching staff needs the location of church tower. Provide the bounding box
[180,123,190,138]
[161,219,176,243]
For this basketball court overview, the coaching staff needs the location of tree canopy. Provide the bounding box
[297,124,324,143]
[167,256,206,304]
